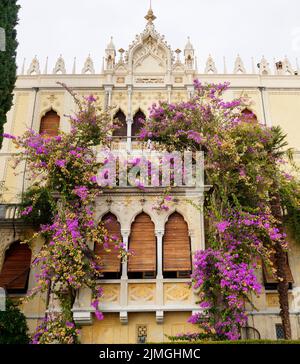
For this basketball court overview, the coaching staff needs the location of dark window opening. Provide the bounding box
[113,109,127,138]
[132,110,146,137]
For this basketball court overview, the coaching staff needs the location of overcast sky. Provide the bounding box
[16,0,300,73]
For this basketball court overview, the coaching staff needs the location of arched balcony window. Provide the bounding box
[0,241,32,294]
[163,212,192,278]
[128,213,156,279]
[95,213,122,279]
[241,108,258,123]
[39,109,60,137]
[113,109,127,138]
[132,109,146,137]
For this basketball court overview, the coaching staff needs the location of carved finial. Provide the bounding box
[175,48,182,63]
[27,55,41,75]
[233,54,246,74]
[107,36,115,50]
[205,54,217,74]
[185,36,193,50]
[82,55,95,74]
[251,57,256,74]
[44,56,48,74]
[21,58,26,75]
[118,48,125,62]
[145,3,156,23]
[72,57,77,74]
[223,56,227,74]
[53,55,66,74]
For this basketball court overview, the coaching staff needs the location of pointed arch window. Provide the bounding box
[241,108,258,123]
[132,109,146,137]
[128,213,156,278]
[95,213,122,279]
[40,109,60,137]
[0,241,32,293]
[113,109,127,138]
[163,212,192,278]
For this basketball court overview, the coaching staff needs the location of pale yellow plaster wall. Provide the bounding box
[268,92,300,150]
[80,312,195,344]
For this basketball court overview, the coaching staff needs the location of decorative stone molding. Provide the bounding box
[156,310,164,324]
[73,310,93,326]
[120,311,128,324]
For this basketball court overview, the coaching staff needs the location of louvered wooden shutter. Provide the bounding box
[0,241,31,292]
[128,213,156,272]
[95,214,121,273]
[262,254,294,284]
[40,110,60,137]
[163,212,191,272]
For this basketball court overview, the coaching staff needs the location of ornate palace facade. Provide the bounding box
[0,7,300,343]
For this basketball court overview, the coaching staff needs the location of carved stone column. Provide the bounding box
[120,230,130,319]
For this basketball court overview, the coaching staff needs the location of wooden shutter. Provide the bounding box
[95,213,121,273]
[132,110,145,137]
[262,254,294,284]
[113,110,127,137]
[0,241,31,292]
[128,213,156,272]
[163,212,191,272]
[40,110,60,137]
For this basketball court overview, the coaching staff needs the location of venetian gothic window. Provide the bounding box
[0,241,32,293]
[39,109,60,137]
[128,213,156,279]
[95,213,122,279]
[163,212,192,278]
[241,108,258,123]
[113,109,127,138]
[132,109,146,138]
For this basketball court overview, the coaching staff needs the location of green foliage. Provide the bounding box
[0,0,20,148]
[20,185,54,226]
[0,298,29,344]
[280,177,300,244]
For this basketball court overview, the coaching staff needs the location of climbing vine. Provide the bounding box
[139,80,300,340]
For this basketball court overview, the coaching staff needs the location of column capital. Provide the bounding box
[121,230,130,239]
[155,230,164,238]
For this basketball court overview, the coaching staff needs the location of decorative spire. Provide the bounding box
[106,36,115,50]
[185,36,193,50]
[251,57,256,74]
[44,56,48,74]
[21,57,26,75]
[145,1,156,24]
[223,56,227,74]
[72,57,77,74]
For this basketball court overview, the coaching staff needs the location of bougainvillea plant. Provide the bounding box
[3,85,128,344]
[139,80,300,340]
